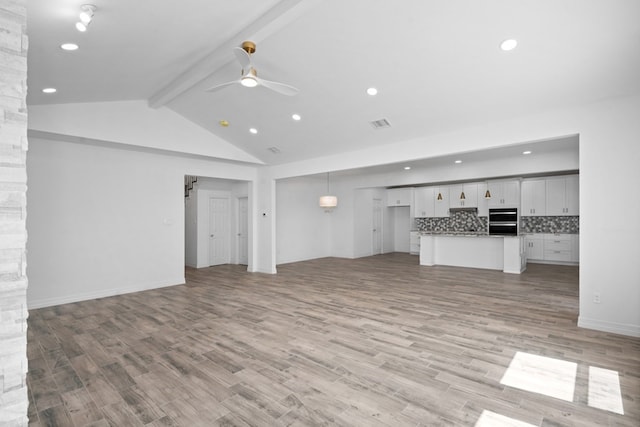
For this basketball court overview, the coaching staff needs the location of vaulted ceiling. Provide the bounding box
[27,0,640,166]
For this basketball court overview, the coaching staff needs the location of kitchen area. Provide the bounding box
[387,174,579,273]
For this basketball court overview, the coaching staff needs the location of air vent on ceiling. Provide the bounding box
[267,146,281,154]
[370,118,391,129]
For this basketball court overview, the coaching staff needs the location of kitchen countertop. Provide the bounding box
[419,231,490,237]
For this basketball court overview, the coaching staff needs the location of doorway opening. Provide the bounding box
[184,176,250,269]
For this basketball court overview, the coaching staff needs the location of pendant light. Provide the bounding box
[436,192,443,201]
[484,183,491,199]
[460,191,466,200]
[319,172,337,211]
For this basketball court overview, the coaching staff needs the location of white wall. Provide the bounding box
[26,136,257,308]
[275,176,331,264]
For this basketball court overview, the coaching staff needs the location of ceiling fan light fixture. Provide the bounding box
[241,75,258,88]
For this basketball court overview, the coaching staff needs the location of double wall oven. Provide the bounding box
[488,208,518,236]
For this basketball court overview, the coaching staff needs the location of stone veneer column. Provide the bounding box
[0,0,29,425]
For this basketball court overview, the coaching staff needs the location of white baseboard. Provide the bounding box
[578,316,640,338]
[28,278,185,310]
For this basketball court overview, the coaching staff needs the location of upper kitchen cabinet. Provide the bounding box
[477,183,490,216]
[386,187,414,207]
[521,179,546,216]
[413,187,435,217]
[434,186,450,217]
[546,175,579,216]
[449,183,478,208]
[487,180,520,208]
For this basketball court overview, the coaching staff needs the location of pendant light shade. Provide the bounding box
[460,191,466,200]
[437,192,443,201]
[484,189,491,199]
[319,195,338,208]
[319,173,337,210]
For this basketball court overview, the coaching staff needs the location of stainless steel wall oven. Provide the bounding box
[488,208,518,236]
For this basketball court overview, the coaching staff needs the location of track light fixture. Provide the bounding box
[76,4,96,32]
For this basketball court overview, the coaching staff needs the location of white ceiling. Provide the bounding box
[27,0,640,167]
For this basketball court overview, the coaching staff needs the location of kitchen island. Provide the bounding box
[420,234,526,274]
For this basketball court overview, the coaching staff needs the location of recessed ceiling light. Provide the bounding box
[500,39,518,51]
[249,128,258,134]
[367,87,378,96]
[523,150,532,155]
[42,88,57,94]
[60,43,79,51]
[219,120,229,127]
[292,114,301,121]
[454,160,462,164]
[404,166,411,170]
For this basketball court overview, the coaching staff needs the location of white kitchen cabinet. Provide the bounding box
[543,233,573,262]
[526,233,579,264]
[386,188,414,207]
[409,231,420,255]
[521,179,546,216]
[546,175,579,216]
[524,235,544,261]
[487,180,520,207]
[449,183,478,208]
[413,187,435,217]
[434,186,449,217]
[477,183,490,217]
[566,175,579,215]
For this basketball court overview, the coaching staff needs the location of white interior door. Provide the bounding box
[372,198,383,255]
[237,197,248,265]
[209,197,229,266]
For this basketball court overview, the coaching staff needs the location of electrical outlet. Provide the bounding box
[593,292,601,304]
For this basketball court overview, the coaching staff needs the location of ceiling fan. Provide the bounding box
[205,41,299,96]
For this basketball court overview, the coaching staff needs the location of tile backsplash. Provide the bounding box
[416,213,580,234]
[520,216,579,234]
[416,211,488,233]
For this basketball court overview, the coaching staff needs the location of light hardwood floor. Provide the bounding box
[27,254,639,426]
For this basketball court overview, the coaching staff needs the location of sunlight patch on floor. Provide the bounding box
[500,351,577,402]
[588,366,624,415]
[474,410,537,427]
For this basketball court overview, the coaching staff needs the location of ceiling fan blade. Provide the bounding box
[204,80,239,93]
[233,47,251,71]
[257,77,299,96]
